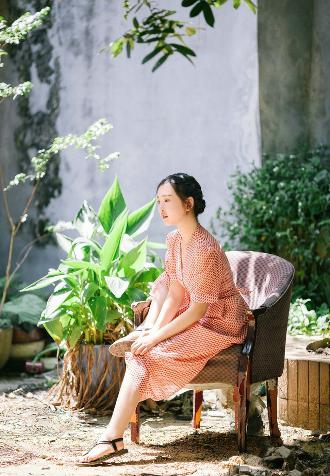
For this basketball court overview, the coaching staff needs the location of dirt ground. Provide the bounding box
[0,378,329,476]
[0,367,329,476]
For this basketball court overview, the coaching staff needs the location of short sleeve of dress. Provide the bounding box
[186,247,222,304]
[150,232,178,297]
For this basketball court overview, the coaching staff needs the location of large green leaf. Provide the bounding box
[105,309,123,324]
[70,237,102,261]
[118,239,147,278]
[61,259,101,274]
[98,176,126,233]
[126,198,156,237]
[20,270,65,292]
[67,326,82,348]
[100,209,128,272]
[146,241,167,250]
[55,233,73,253]
[83,282,99,300]
[43,317,64,345]
[125,287,147,302]
[42,289,72,320]
[132,267,162,285]
[73,200,101,239]
[2,294,46,328]
[90,296,107,331]
[105,276,129,298]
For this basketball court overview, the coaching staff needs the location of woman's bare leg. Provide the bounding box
[81,286,168,462]
[81,370,141,462]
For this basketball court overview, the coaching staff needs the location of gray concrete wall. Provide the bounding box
[1,1,260,282]
[309,0,330,144]
[258,0,330,153]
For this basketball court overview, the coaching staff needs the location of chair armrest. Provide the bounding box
[131,300,152,328]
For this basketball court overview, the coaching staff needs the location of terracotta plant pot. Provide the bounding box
[0,327,13,369]
[9,339,45,360]
[48,343,125,414]
[12,326,44,344]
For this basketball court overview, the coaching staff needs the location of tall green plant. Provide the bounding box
[211,146,330,307]
[21,177,164,347]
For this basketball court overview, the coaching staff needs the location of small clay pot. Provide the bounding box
[12,326,44,344]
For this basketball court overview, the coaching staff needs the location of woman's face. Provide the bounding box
[156,182,193,226]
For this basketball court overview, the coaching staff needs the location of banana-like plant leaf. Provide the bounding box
[90,296,107,331]
[20,272,66,292]
[100,209,128,272]
[67,326,82,348]
[105,276,129,298]
[73,200,100,239]
[98,176,126,233]
[131,267,162,285]
[127,198,156,237]
[61,259,101,274]
[118,239,147,278]
[83,282,99,300]
[106,309,123,324]
[146,241,167,250]
[125,287,147,302]
[42,290,72,320]
[120,234,139,253]
[70,237,102,261]
[43,316,64,345]
[55,233,73,253]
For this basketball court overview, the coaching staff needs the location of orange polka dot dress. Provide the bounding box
[125,223,249,401]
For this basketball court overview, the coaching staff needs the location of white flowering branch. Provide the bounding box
[0,8,50,102]
[0,119,119,313]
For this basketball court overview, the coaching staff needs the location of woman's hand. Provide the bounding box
[131,333,158,356]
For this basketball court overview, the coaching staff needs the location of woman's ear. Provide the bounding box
[186,197,194,212]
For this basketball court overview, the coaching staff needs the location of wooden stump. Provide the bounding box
[278,336,330,432]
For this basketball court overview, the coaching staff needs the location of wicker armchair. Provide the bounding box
[130,251,295,451]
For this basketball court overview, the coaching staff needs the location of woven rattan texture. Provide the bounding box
[250,281,293,383]
[189,344,242,385]
[191,251,294,386]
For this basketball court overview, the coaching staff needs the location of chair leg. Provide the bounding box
[192,390,203,429]
[130,403,140,443]
[236,357,250,452]
[266,378,281,439]
[233,386,239,432]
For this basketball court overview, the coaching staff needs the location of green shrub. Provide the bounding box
[288,299,330,336]
[211,146,330,307]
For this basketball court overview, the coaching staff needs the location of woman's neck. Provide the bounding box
[177,219,199,245]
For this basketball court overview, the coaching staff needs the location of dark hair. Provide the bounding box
[157,173,206,217]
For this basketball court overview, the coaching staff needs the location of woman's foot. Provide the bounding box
[80,434,125,464]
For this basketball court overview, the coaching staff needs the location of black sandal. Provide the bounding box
[77,437,128,466]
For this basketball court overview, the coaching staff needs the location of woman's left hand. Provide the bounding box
[131,333,158,356]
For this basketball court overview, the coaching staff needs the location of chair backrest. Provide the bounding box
[225,251,295,383]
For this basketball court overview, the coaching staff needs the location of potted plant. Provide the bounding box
[0,308,13,370]
[0,276,48,367]
[21,177,164,414]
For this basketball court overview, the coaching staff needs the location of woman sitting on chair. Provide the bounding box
[79,172,249,465]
